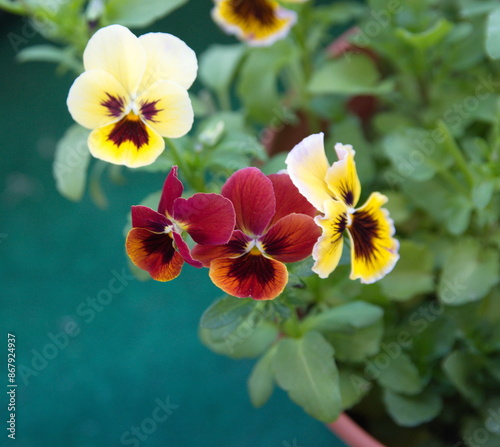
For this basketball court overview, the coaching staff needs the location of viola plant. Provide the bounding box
[192,167,320,300]
[286,133,399,283]
[67,24,196,168]
[6,0,500,446]
[126,166,235,281]
[211,0,308,46]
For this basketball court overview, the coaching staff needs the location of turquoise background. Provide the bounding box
[0,3,347,446]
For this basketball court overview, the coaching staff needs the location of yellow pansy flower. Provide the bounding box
[286,133,400,284]
[212,0,308,47]
[67,24,197,168]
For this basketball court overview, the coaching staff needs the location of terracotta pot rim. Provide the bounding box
[327,413,387,447]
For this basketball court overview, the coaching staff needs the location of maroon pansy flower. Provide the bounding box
[126,166,236,281]
[192,167,320,300]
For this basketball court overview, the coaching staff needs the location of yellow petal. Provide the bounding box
[88,117,164,168]
[67,69,128,129]
[347,192,400,284]
[285,133,332,213]
[212,0,297,46]
[312,200,348,278]
[136,80,194,139]
[83,24,145,95]
[325,143,361,207]
[138,33,197,91]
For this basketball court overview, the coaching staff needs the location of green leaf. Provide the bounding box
[401,178,473,235]
[411,316,457,362]
[17,45,83,73]
[329,320,384,363]
[261,153,288,175]
[104,0,187,27]
[395,19,453,51]
[472,181,495,209]
[248,345,277,408]
[486,8,500,59]
[338,369,372,410]
[273,331,341,422]
[375,352,424,395]
[380,240,435,301]
[383,127,454,182]
[200,296,256,330]
[199,297,278,359]
[53,125,91,201]
[383,389,442,427]
[199,322,278,360]
[238,41,299,123]
[302,301,383,333]
[309,54,394,96]
[442,351,483,406]
[313,2,366,25]
[438,239,499,306]
[199,44,245,94]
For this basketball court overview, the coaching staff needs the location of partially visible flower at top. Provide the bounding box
[67,24,197,168]
[212,0,308,47]
[126,166,235,281]
[192,167,320,300]
[286,133,399,284]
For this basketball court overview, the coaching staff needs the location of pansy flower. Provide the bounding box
[286,133,399,284]
[67,24,197,168]
[212,0,308,47]
[192,167,320,300]
[126,166,235,281]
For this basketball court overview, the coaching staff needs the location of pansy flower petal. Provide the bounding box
[260,213,320,263]
[173,193,235,245]
[312,200,349,278]
[325,143,361,207]
[209,254,288,300]
[212,0,297,47]
[83,24,145,95]
[131,205,170,232]
[347,192,400,284]
[192,230,253,267]
[285,133,332,213]
[222,167,275,237]
[88,118,164,168]
[158,166,183,218]
[172,232,203,268]
[138,33,197,91]
[126,228,183,281]
[136,80,194,139]
[67,69,128,129]
[267,173,317,228]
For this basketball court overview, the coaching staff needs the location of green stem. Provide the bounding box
[438,120,475,188]
[165,138,206,192]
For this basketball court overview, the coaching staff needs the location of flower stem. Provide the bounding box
[438,120,475,188]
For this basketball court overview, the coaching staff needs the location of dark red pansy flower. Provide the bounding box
[126,166,236,281]
[192,167,320,300]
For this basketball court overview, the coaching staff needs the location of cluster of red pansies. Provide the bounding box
[126,166,320,300]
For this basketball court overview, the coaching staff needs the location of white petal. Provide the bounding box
[83,24,146,94]
[138,33,197,91]
[285,132,331,213]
